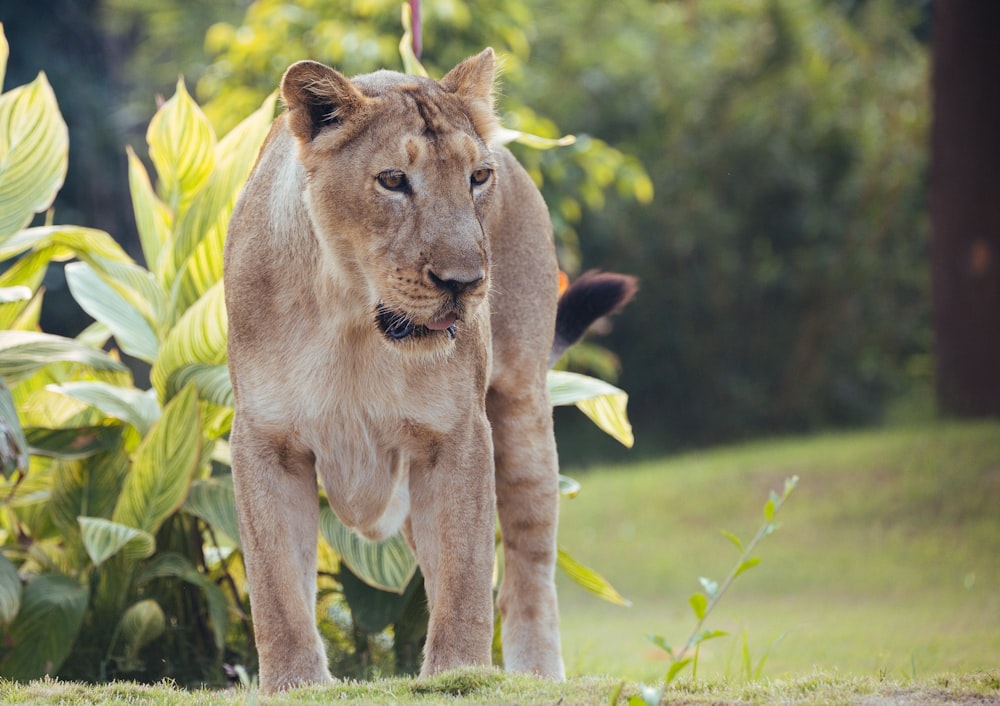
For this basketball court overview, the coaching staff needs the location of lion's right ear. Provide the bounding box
[281,60,369,142]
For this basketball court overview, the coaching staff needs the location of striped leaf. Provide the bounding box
[0,377,28,478]
[147,78,215,214]
[0,331,126,384]
[171,92,277,310]
[0,552,21,626]
[48,446,128,533]
[78,516,155,566]
[65,262,159,364]
[319,505,417,594]
[0,224,131,264]
[167,364,233,409]
[47,381,160,436]
[183,474,240,547]
[126,146,172,278]
[556,547,631,607]
[150,281,227,400]
[112,383,200,534]
[0,572,87,681]
[0,72,68,240]
[547,370,634,447]
[117,599,165,669]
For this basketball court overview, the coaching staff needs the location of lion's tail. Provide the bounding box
[549,269,638,368]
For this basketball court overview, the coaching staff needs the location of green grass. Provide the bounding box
[556,420,1000,683]
[2,421,998,704]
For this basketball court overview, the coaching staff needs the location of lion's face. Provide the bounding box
[280,52,500,352]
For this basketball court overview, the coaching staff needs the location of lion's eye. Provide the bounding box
[377,170,410,192]
[470,168,493,188]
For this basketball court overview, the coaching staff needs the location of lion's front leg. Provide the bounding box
[488,387,565,679]
[407,416,496,675]
[230,418,332,693]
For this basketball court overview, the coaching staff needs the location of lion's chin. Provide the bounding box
[375,304,458,343]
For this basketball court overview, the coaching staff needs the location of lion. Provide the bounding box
[224,48,636,693]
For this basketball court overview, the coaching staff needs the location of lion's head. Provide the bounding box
[279,49,501,351]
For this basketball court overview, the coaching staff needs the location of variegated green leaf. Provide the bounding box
[167,364,233,409]
[495,126,576,149]
[0,224,131,264]
[126,146,172,277]
[0,572,87,681]
[150,281,227,400]
[0,24,8,89]
[47,381,160,436]
[0,331,126,384]
[117,599,165,668]
[0,552,21,625]
[25,424,123,460]
[171,92,277,308]
[0,377,28,478]
[65,262,159,364]
[112,383,200,534]
[78,516,155,566]
[48,447,128,533]
[399,4,429,78]
[183,474,240,547]
[319,505,417,594]
[0,248,51,331]
[0,72,68,240]
[147,78,215,213]
[556,547,631,607]
[547,370,634,447]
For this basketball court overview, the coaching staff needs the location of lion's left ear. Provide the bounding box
[281,60,370,142]
[440,48,499,139]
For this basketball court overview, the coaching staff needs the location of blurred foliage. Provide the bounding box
[522,0,931,449]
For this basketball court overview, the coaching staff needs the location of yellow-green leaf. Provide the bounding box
[147,78,215,212]
[547,370,634,447]
[0,224,132,265]
[320,505,416,594]
[112,383,200,534]
[0,553,20,626]
[126,146,172,278]
[118,599,165,667]
[0,72,68,239]
[151,281,227,401]
[556,547,631,607]
[399,4,429,78]
[0,331,127,384]
[78,516,155,565]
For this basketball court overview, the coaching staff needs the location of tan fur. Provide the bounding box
[225,49,564,692]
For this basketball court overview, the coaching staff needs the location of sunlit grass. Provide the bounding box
[556,421,1000,682]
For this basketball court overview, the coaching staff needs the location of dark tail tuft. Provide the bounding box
[550,270,638,366]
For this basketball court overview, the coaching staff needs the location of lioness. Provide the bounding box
[224,48,635,692]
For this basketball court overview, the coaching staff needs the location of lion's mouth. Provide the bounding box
[375,304,458,341]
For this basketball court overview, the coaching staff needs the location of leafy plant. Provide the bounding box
[617,476,799,706]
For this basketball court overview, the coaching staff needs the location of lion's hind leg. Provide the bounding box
[488,386,566,679]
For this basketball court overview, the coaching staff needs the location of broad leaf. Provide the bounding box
[150,281,227,399]
[167,364,233,409]
[0,552,21,625]
[0,72,68,239]
[0,224,131,264]
[48,381,160,436]
[0,248,53,331]
[65,262,159,363]
[558,474,581,498]
[0,24,7,89]
[0,331,126,384]
[78,516,155,565]
[556,547,631,606]
[547,370,634,447]
[689,592,708,620]
[117,599,165,669]
[25,424,123,460]
[496,126,577,149]
[183,475,241,547]
[147,78,215,213]
[126,146,172,276]
[48,446,128,533]
[319,505,417,594]
[171,91,277,309]
[0,377,28,478]
[137,553,229,649]
[0,572,87,681]
[399,4,429,78]
[113,383,200,534]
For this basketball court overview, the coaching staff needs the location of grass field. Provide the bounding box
[555,420,1000,684]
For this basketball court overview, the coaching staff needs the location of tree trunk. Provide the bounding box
[931,0,1000,416]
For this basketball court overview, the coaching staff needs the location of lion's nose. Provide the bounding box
[428,268,485,295]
